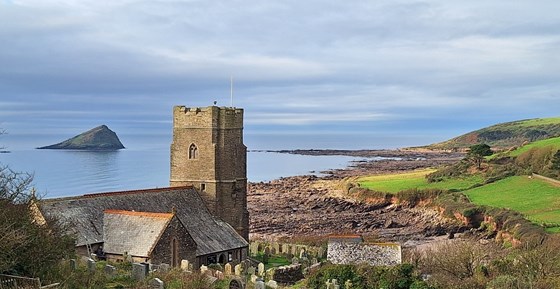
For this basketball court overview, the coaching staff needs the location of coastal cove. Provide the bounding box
[0,149,371,198]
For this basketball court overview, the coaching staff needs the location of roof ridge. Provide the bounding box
[104,209,174,219]
[43,186,194,202]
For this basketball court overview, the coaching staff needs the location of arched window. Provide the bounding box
[188,143,198,159]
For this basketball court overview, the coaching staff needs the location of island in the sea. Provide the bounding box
[37,125,125,150]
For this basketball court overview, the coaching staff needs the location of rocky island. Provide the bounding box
[37,125,125,150]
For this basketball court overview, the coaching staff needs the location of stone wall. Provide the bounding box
[327,241,401,266]
[249,241,326,259]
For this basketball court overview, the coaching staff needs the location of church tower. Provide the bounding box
[170,106,249,241]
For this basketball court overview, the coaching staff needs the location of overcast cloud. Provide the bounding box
[1,0,559,148]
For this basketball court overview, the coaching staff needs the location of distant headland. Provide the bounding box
[37,125,125,150]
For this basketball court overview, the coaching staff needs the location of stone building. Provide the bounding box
[37,186,248,268]
[170,106,249,241]
[102,210,194,265]
[36,105,250,268]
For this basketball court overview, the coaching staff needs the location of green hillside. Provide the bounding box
[464,176,560,232]
[424,117,560,151]
[491,136,560,159]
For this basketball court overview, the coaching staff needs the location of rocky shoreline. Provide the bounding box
[248,149,466,246]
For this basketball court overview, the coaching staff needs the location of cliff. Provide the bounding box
[37,125,125,150]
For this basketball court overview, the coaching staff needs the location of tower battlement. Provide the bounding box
[170,105,249,241]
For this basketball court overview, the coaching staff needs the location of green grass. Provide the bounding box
[464,176,560,230]
[357,169,484,193]
[515,117,560,127]
[508,136,560,157]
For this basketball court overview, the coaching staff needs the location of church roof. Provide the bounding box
[39,186,248,256]
[103,210,174,257]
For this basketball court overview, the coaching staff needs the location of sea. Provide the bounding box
[0,133,430,198]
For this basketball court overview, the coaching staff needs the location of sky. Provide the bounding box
[1,0,560,149]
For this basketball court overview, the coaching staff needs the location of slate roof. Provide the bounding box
[39,186,248,256]
[103,210,174,257]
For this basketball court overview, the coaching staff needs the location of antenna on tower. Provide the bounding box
[230,76,234,107]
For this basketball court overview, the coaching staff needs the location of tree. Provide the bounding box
[552,150,560,171]
[0,132,74,280]
[467,143,493,169]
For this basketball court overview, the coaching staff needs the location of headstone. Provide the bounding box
[125,253,133,262]
[332,279,340,289]
[215,270,224,280]
[255,279,265,289]
[205,275,218,285]
[234,264,242,276]
[345,279,353,289]
[326,280,333,289]
[265,268,275,281]
[200,265,209,275]
[282,244,289,254]
[247,266,256,276]
[250,274,258,283]
[264,247,270,256]
[224,263,233,275]
[273,243,280,254]
[291,257,299,265]
[290,245,297,255]
[150,278,164,289]
[318,247,325,258]
[266,280,278,289]
[312,258,319,265]
[229,279,244,289]
[159,263,170,272]
[132,263,148,280]
[299,248,306,259]
[87,258,96,272]
[69,259,77,271]
[181,260,190,271]
[104,264,116,277]
[257,263,265,276]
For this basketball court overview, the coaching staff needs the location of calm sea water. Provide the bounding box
[0,134,395,198]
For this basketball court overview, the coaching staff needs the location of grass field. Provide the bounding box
[508,136,560,157]
[515,117,560,127]
[357,169,484,193]
[464,176,560,231]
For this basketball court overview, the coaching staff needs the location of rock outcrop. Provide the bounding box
[37,125,125,150]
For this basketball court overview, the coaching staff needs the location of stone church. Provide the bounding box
[36,105,249,268]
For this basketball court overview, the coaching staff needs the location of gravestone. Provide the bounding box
[250,274,258,283]
[69,259,77,271]
[299,248,307,259]
[159,263,170,272]
[150,278,164,289]
[181,260,190,271]
[229,279,243,289]
[255,279,265,289]
[215,270,224,280]
[224,263,233,275]
[345,279,353,289]
[132,263,148,280]
[264,247,270,256]
[265,268,275,281]
[290,245,297,255]
[273,243,280,254]
[205,275,218,285]
[234,264,242,276]
[200,265,209,275]
[291,257,299,265]
[282,244,289,254]
[87,258,96,272]
[247,266,256,276]
[257,263,265,276]
[318,247,326,258]
[311,258,319,265]
[266,280,278,289]
[104,264,116,277]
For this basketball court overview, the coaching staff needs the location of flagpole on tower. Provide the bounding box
[230,76,234,107]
